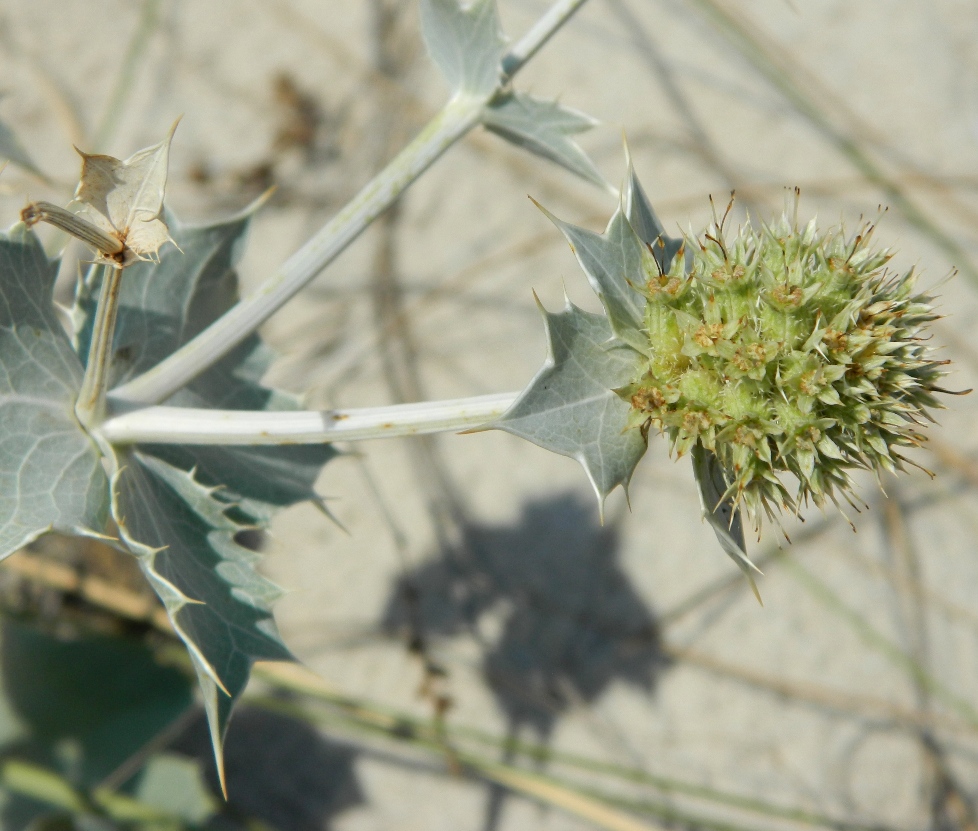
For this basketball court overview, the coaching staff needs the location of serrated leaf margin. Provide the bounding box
[495,298,647,516]
[482,92,608,188]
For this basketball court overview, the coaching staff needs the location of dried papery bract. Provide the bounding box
[21,121,178,267]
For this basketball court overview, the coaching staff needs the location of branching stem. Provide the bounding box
[107,0,593,408]
[98,392,519,445]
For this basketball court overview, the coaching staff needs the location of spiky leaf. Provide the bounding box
[537,203,650,354]
[482,92,607,188]
[420,0,506,97]
[496,300,646,512]
[111,450,292,791]
[73,206,335,777]
[0,225,109,558]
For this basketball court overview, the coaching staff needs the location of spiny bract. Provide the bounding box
[618,205,950,529]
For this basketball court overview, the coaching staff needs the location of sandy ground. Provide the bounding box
[2,1,978,829]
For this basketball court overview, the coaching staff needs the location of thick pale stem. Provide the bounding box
[108,0,594,408]
[99,392,519,446]
[76,265,123,427]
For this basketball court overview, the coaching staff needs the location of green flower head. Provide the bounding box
[619,196,952,529]
[498,166,962,593]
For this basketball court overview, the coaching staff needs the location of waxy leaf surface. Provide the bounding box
[76,205,336,520]
[74,204,335,779]
[111,451,291,790]
[691,443,762,603]
[421,0,506,97]
[540,204,649,354]
[482,92,606,188]
[496,301,646,512]
[0,225,108,559]
[622,154,684,269]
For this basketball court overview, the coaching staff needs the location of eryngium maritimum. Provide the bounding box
[618,206,953,528]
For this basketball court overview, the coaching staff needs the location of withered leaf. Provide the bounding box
[74,120,178,263]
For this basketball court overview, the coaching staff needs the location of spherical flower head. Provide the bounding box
[618,202,951,529]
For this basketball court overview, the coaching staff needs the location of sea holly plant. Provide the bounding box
[0,0,608,789]
[0,0,957,804]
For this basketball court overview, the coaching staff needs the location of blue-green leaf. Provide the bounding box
[112,450,292,791]
[0,225,109,559]
[495,300,646,514]
[74,206,256,386]
[74,206,335,777]
[0,616,195,828]
[0,617,193,789]
[482,92,607,188]
[420,0,506,97]
[537,203,650,354]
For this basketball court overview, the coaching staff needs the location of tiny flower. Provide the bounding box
[621,198,957,531]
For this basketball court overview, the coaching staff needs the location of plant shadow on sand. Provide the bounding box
[171,706,365,831]
[381,491,671,831]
